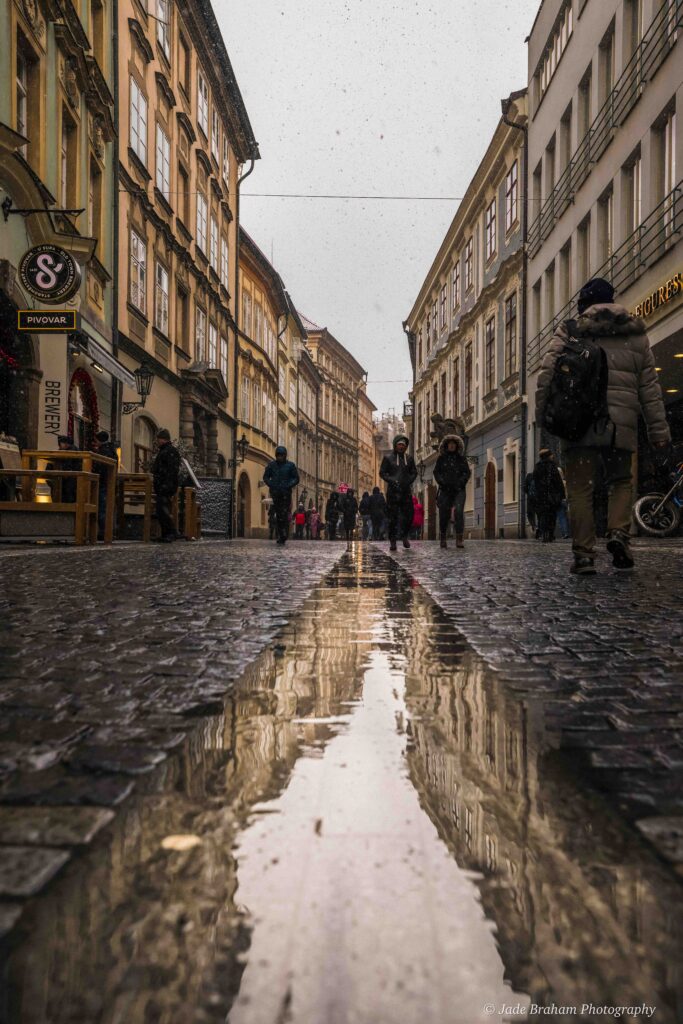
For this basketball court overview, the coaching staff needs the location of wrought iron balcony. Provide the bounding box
[528,0,681,257]
[528,180,682,373]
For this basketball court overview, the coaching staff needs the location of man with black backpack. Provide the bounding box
[536,277,670,575]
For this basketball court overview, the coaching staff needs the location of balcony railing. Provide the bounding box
[528,180,682,373]
[528,0,681,257]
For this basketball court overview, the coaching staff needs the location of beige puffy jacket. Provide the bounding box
[535,303,670,452]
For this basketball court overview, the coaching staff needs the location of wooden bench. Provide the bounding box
[0,469,99,544]
[21,450,117,544]
[117,475,201,542]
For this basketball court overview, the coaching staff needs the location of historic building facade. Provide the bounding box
[296,343,322,509]
[117,0,258,478]
[234,229,286,538]
[300,315,366,509]
[526,0,683,480]
[405,90,528,539]
[358,388,378,496]
[0,0,119,452]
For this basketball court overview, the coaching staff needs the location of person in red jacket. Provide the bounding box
[294,503,306,540]
[411,495,424,539]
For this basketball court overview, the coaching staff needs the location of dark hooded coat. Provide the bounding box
[379,435,417,494]
[433,434,471,495]
[264,446,300,494]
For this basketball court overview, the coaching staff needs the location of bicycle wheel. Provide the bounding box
[633,494,681,537]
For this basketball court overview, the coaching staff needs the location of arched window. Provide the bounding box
[133,415,157,471]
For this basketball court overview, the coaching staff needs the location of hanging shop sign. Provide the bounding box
[633,272,682,319]
[17,309,79,332]
[18,244,81,304]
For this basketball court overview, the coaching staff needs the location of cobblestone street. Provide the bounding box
[0,539,681,1024]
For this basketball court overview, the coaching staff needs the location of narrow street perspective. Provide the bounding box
[1,0,682,1019]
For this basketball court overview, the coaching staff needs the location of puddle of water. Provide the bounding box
[1,549,681,1024]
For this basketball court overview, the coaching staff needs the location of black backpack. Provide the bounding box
[541,320,609,442]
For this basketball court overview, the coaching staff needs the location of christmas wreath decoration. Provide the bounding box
[67,367,100,440]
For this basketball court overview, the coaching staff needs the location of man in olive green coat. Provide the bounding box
[535,278,670,575]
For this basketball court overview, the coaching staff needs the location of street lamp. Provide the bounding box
[122,364,155,414]
[228,433,249,468]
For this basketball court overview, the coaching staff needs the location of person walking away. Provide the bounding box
[91,430,118,540]
[536,277,671,574]
[368,486,387,541]
[554,459,570,539]
[310,506,321,540]
[152,428,181,542]
[325,492,339,540]
[359,491,372,539]
[341,488,358,545]
[433,434,471,549]
[47,435,79,503]
[263,445,300,546]
[379,434,417,551]
[532,449,564,542]
[411,495,425,540]
[294,503,306,540]
[524,471,539,538]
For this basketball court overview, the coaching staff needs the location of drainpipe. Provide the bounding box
[501,100,528,539]
[112,0,120,446]
[232,157,255,537]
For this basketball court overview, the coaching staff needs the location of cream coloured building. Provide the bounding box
[117,0,258,480]
[358,389,378,496]
[526,0,683,478]
[404,91,528,539]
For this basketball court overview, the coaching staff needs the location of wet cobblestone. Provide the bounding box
[388,538,683,870]
[0,540,341,900]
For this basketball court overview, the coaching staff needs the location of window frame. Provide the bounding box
[155,122,171,201]
[484,316,496,394]
[195,305,207,361]
[485,199,497,262]
[130,76,148,165]
[130,228,147,315]
[464,237,473,292]
[504,293,517,380]
[196,191,208,253]
[154,259,169,336]
[505,161,518,233]
[197,71,209,136]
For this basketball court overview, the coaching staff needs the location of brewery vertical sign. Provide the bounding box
[19,245,83,448]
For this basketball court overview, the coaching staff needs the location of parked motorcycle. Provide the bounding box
[633,460,683,537]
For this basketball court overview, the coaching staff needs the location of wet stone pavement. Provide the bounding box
[0,540,681,1023]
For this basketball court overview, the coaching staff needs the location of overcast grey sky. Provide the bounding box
[218,0,540,415]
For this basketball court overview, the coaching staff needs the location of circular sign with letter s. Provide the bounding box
[19,244,81,304]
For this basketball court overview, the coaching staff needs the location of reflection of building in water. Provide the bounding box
[402,585,683,1019]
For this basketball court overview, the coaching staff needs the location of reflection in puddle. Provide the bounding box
[2,550,681,1024]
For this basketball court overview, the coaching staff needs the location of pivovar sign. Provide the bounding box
[19,244,81,304]
[17,310,78,331]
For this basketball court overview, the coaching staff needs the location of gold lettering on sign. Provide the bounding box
[633,272,683,318]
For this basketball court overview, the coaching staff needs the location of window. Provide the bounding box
[504,294,517,379]
[222,136,230,184]
[130,78,148,165]
[197,71,208,135]
[464,237,473,292]
[220,237,229,290]
[485,199,496,261]
[195,306,206,361]
[661,110,677,236]
[208,321,218,367]
[464,341,473,409]
[196,192,207,253]
[440,284,447,327]
[219,334,228,380]
[157,0,170,59]
[577,215,591,284]
[176,287,188,350]
[538,3,573,100]
[453,356,460,415]
[60,109,77,208]
[505,162,518,232]
[485,317,496,393]
[504,449,517,504]
[241,376,250,422]
[178,34,190,97]
[155,261,169,335]
[431,300,437,340]
[254,303,263,346]
[130,229,147,314]
[279,364,286,396]
[452,262,461,309]
[134,416,156,472]
[210,214,218,270]
[627,153,642,232]
[242,290,252,336]
[90,0,104,69]
[598,188,614,264]
[441,372,447,415]
[289,379,296,410]
[155,124,171,201]
[16,48,28,147]
[211,108,220,164]
[253,381,260,429]
[178,163,189,224]
[88,159,102,242]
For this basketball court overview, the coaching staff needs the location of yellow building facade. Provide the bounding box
[358,388,378,497]
[116,0,258,479]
